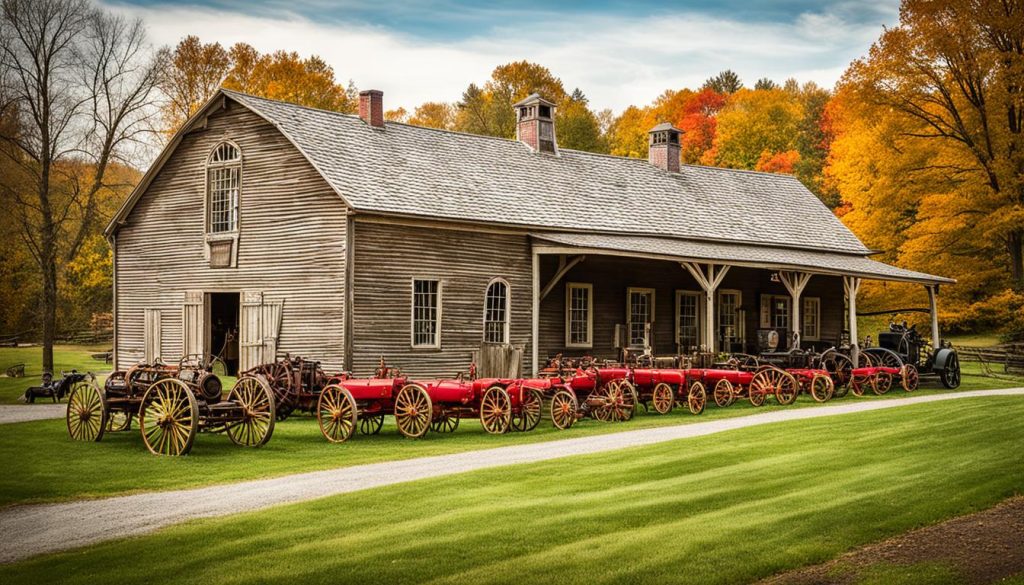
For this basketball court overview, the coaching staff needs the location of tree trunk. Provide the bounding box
[1010,230,1024,291]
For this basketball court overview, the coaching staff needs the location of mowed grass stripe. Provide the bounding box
[3,396,1021,584]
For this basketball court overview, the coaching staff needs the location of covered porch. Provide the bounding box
[529,233,954,375]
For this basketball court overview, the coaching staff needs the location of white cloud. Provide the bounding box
[100,1,894,113]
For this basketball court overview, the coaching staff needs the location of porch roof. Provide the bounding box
[530,233,955,285]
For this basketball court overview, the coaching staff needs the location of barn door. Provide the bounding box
[144,309,161,363]
[239,291,263,371]
[182,291,204,357]
[262,301,284,361]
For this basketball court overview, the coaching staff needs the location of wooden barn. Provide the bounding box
[105,89,953,377]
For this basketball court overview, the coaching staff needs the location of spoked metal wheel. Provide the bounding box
[941,354,961,389]
[480,386,512,434]
[550,389,578,430]
[139,379,199,456]
[713,379,734,407]
[317,384,358,443]
[651,383,675,415]
[431,411,460,433]
[687,381,706,415]
[359,415,384,435]
[511,388,543,431]
[902,364,919,391]
[394,384,432,438]
[750,367,798,406]
[822,351,853,395]
[66,379,107,442]
[874,372,893,395]
[809,374,834,402]
[226,376,276,447]
[605,379,637,422]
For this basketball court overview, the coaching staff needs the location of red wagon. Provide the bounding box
[695,365,799,408]
[538,357,635,430]
[630,367,706,415]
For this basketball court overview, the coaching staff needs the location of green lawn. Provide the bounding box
[2,396,1021,584]
[1,345,1021,509]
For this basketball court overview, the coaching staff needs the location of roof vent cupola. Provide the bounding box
[648,122,682,173]
[513,93,557,154]
[359,89,384,128]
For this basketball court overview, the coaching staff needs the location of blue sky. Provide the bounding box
[104,0,901,111]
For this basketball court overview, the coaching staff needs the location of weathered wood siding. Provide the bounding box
[114,100,348,370]
[350,221,532,378]
[538,255,845,360]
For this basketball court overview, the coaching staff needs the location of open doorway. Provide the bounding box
[210,292,240,375]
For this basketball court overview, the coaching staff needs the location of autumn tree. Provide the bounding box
[0,0,161,369]
[407,102,456,130]
[455,61,567,139]
[710,88,803,169]
[557,88,605,152]
[158,35,229,132]
[841,0,1024,289]
[703,69,743,94]
[754,78,778,91]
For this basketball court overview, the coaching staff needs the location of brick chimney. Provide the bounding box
[513,93,557,153]
[359,90,384,128]
[648,122,682,172]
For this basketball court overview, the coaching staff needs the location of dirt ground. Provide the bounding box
[764,496,1024,584]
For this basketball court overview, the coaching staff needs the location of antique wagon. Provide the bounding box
[698,365,799,408]
[875,322,957,388]
[630,367,706,415]
[66,358,276,456]
[538,357,636,429]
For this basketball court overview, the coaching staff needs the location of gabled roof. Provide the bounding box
[108,90,953,284]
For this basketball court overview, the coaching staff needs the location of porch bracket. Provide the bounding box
[681,262,731,352]
[540,255,585,301]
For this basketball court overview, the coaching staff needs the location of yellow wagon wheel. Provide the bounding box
[901,364,919,392]
[479,386,512,434]
[550,389,578,430]
[713,379,735,408]
[651,382,675,414]
[317,384,358,443]
[226,376,276,447]
[139,378,198,456]
[606,379,637,422]
[66,379,107,442]
[687,381,707,415]
[809,374,834,402]
[394,384,432,438]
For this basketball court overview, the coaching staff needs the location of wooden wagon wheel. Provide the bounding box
[713,379,734,408]
[651,383,675,415]
[139,379,199,456]
[941,354,961,389]
[256,361,297,420]
[873,371,893,395]
[902,364,920,392]
[106,409,132,432]
[480,386,512,434]
[605,379,637,422]
[750,368,797,406]
[809,374,834,402]
[510,388,543,432]
[66,379,107,442]
[850,374,872,397]
[317,384,358,443]
[822,351,853,397]
[359,415,384,435]
[226,376,276,447]
[550,389,578,430]
[687,381,706,415]
[431,410,460,433]
[394,384,432,438]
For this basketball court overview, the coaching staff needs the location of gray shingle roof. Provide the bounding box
[532,233,954,284]
[223,90,872,255]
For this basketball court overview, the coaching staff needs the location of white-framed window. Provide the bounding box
[803,297,820,341]
[759,295,791,330]
[627,288,655,349]
[207,142,241,234]
[483,279,509,344]
[411,279,441,348]
[675,290,702,350]
[565,283,592,348]
[718,289,742,350]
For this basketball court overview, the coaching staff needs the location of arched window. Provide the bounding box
[483,279,509,344]
[207,142,241,233]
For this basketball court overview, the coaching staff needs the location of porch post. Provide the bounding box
[927,284,940,350]
[532,249,540,376]
[843,276,861,365]
[682,262,730,352]
[779,271,811,348]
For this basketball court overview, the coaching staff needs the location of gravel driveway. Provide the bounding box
[1,388,1021,564]
[0,404,66,425]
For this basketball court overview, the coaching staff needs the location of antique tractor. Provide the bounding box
[538,356,636,430]
[66,359,276,456]
[22,370,91,403]
[244,354,332,420]
[876,321,959,389]
[755,350,836,403]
